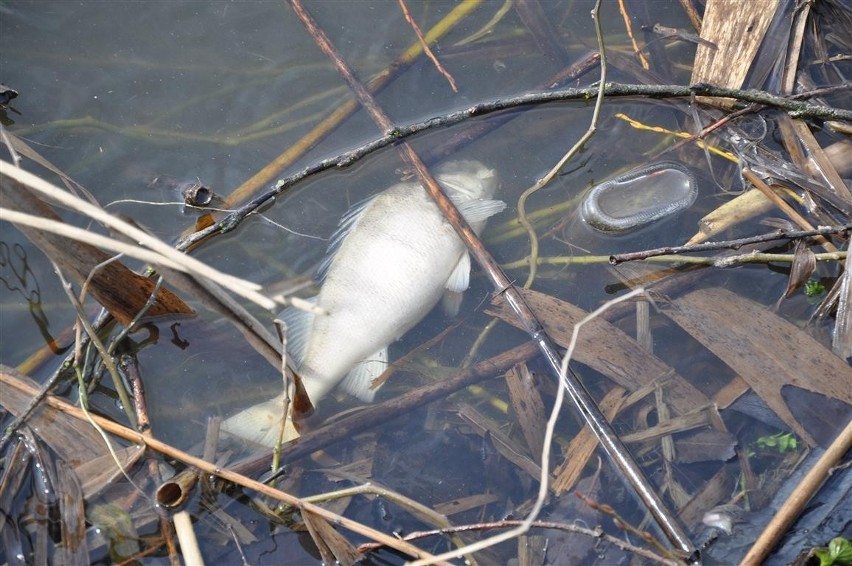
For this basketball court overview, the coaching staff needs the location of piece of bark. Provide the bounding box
[691,0,781,89]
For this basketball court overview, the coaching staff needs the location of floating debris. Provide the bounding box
[0,83,18,105]
[580,162,698,232]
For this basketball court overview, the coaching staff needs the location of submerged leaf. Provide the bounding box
[661,287,852,446]
[487,289,711,416]
[674,429,737,463]
[1,168,194,325]
[783,239,816,298]
[0,427,89,565]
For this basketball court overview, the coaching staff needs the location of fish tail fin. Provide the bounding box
[220,394,299,448]
[339,346,388,402]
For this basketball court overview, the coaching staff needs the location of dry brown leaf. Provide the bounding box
[433,493,500,516]
[552,386,626,495]
[674,429,738,464]
[504,363,547,457]
[487,289,711,416]
[1,171,193,326]
[301,509,362,566]
[677,465,736,528]
[661,287,852,446]
[1,366,108,467]
[783,239,816,298]
[456,404,547,484]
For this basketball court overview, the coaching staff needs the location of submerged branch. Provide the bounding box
[287,0,695,560]
[177,81,849,252]
[610,224,852,264]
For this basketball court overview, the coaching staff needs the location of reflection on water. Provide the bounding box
[1,1,849,564]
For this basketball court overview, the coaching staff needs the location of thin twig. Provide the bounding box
[223,0,480,207]
[618,0,649,69]
[361,519,681,566]
[0,162,320,314]
[516,0,609,288]
[177,80,847,252]
[741,168,838,253]
[397,0,458,92]
[502,251,848,269]
[609,224,851,264]
[52,260,137,429]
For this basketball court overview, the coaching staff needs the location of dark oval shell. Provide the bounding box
[580,162,698,232]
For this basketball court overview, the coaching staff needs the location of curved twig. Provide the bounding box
[177,82,850,252]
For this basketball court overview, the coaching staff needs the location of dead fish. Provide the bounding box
[287,159,504,403]
[220,160,503,446]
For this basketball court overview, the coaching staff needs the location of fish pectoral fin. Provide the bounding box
[317,194,377,283]
[340,347,388,402]
[446,252,471,293]
[277,296,318,366]
[454,198,507,223]
[442,290,464,317]
[442,252,471,316]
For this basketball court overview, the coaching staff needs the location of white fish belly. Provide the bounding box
[300,187,463,401]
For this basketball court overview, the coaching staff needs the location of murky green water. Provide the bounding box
[2,1,849,564]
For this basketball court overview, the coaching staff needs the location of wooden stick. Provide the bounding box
[0,367,443,563]
[286,0,695,557]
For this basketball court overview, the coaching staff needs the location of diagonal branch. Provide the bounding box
[287,0,695,559]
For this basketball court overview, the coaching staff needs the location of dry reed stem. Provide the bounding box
[618,0,649,69]
[223,0,480,208]
[0,161,320,314]
[0,367,443,563]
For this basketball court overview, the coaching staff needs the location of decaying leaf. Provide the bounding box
[1,366,109,467]
[674,428,738,464]
[1,168,194,326]
[0,427,89,565]
[0,366,146,498]
[487,288,711,416]
[833,266,852,360]
[504,363,547,457]
[552,386,626,495]
[301,509,362,566]
[783,239,816,298]
[661,287,852,446]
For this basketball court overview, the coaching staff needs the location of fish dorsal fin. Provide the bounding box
[276,296,318,367]
[316,195,376,283]
[454,198,507,224]
[339,347,388,402]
